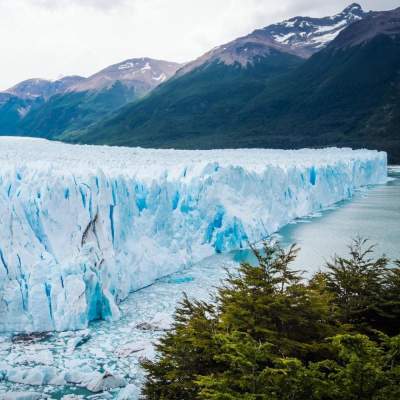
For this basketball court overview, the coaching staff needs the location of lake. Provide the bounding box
[1,166,399,399]
[276,165,400,273]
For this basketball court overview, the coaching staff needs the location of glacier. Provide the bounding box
[0,137,387,333]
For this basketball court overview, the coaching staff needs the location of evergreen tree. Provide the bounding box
[217,242,336,360]
[324,238,399,335]
[141,295,218,400]
[141,240,400,400]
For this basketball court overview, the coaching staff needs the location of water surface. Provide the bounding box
[277,166,400,273]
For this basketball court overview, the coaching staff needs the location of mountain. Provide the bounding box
[0,93,43,134]
[5,76,85,100]
[235,7,400,162]
[259,3,366,56]
[76,4,400,161]
[72,50,304,145]
[0,58,181,138]
[177,3,367,76]
[69,57,179,94]
[0,76,84,134]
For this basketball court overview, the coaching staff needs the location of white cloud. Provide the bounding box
[15,0,129,10]
[0,0,398,90]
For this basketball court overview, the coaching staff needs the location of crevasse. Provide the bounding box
[0,138,387,332]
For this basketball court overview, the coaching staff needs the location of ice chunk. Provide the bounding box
[117,384,140,400]
[0,392,46,400]
[0,137,388,333]
[85,371,126,393]
[7,347,54,366]
[5,366,63,386]
[135,312,173,331]
[66,330,91,353]
[115,339,153,358]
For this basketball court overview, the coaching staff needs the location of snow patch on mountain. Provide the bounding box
[118,62,136,71]
[265,3,366,54]
[70,58,180,93]
[0,137,387,333]
[177,4,367,76]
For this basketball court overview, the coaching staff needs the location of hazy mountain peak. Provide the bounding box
[69,58,182,93]
[5,76,86,100]
[3,58,181,102]
[6,78,52,99]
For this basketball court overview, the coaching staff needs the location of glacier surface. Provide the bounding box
[0,137,387,332]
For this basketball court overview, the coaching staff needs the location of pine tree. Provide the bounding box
[324,238,399,335]
[141,295,218,399]
[140,240,400,400]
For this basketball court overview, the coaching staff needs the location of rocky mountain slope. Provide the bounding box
[177,3,367,76]
[70,57,179,94]
[6,76,85,100]
[261,3,366,56]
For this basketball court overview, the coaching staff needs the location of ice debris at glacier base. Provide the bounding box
[0,137,388,333]
[0,254,240,399]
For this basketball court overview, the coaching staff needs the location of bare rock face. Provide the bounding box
[69,58,182,95]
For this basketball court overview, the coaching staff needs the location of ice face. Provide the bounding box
[0,137,388,333]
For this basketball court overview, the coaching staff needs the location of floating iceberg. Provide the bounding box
[0,137,387,332]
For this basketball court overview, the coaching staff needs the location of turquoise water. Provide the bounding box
[276,166,400,273]
[1,167,399,399]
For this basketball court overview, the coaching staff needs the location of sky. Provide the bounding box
[0,0,398,90]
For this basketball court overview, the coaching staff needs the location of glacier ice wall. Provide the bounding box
[0,138,387,332]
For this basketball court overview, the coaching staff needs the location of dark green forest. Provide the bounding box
[141,239,400,399]
[0,81,140,139]
[80,34,400,164]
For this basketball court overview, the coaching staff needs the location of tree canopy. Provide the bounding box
[141,239,400,400]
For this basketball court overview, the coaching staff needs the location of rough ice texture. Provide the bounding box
[0,137,387,333]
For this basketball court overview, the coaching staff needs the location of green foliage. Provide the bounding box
[141,239,400,399]
[141,295,220,400]
[0,95,44,135]
[324,238,390,331]
[73,51,304,147]
[324,238,400,335]
[80,35,400,164]
[0,81,141,139]
[18,81,139,139]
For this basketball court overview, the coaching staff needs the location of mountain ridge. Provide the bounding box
[5,76,86,100]
[0,57,181,137]
[78,5,400,163]
[69,57,182,93]
[177,3,367,76]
